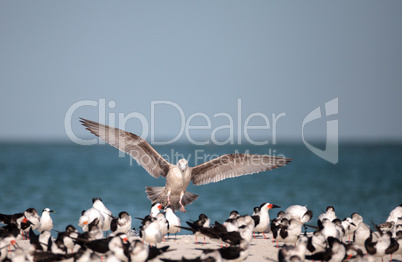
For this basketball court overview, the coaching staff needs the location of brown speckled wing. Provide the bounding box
[80,118,171,178]
[191,154,292,185]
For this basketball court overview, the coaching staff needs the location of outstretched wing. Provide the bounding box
[191,154,291,185]
[80,118,171,178]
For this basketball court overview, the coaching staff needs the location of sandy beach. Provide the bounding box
[9,233,396,262]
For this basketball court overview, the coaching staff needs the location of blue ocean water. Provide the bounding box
[0,142,401,234]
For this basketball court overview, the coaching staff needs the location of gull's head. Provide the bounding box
[42,208,55,214]
[177,159,188,172]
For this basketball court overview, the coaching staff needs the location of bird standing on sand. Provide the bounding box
[165,207,181,237]
[140,216,163,246]
[285,205,313,224]
[276,218,303,245]
[80,118,292,212]
[79,199,105,232]
[318,206,337,225]
[278,235,309,262]
[92,198,113,231]
[252,203,280,239]
[110,211,132,236]
[386,204,402,224]
[22,208,40,238]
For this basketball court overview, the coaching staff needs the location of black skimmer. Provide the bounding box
[181,220,243,247]
[351,212,364,227]
[86,218,104,240]
[130,239,149,262]
[235,215,255,229]
[38,230,52,251]
[28,227,78,261]
[0,212,24,228]
[79,205,105,232]
[278,235,308,262]
[393,230,402,260]
[307,231,327,255]
[224,218,240,233]
[305,237,346,262]
[252,203,280,239]
[365,229,399,262]
[386,204,402,224]
[198,239,250,262]
[65,226,79,251]
[353,221,373,251]
[80,118,292,212]
[319,218,341,240]
[395,217,402,233]
[165,207,181,238]
[130,239,172,261]
[155,212,169,241]
[150,203,163,217]
[110,211,132,236]
[74,236,112,255]
[107,234,129,262]
[0,212,24,239]
[54,224,78,253]
[276,219,303,246]
[273,217,291,248]
[341,216,356,243]
[228,210,240,220]
[271,211,286,243]
[285,205,313,224]
[0,223,20,239]
[139,215,163,246]
[23,208,40,238]
[92,198,113,231]
[318,206,337,227]
[377,221,394,234]
[333,218,347,240]
[186,213,210,244]
[252,206,260,216]
[0,233,17,260]
[148,204,168,241]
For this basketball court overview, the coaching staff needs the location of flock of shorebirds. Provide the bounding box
[1,199,402,262]
[1,119,401,261]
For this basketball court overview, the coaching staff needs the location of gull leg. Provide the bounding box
[167,191,171,206]
[179,192,186,213]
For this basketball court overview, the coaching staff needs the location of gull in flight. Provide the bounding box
[80,118,292,212]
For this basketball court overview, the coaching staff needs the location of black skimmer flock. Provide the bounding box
[1,201,402,260]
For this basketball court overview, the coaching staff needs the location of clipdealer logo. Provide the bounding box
[64,99,286,147]
[302,98,339,164]
[65,98,339,164]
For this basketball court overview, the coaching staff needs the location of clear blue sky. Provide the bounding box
[1,1,401,144]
